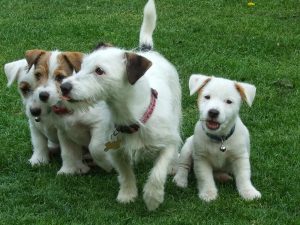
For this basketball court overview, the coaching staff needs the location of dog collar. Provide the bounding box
[204,125,235,152]
[115,88,158,134]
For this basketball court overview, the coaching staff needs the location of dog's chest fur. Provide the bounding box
[53,112,91,147]
[193,120,249,171]
[29,116,58,144]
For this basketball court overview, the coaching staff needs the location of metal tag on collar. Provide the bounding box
[104,129,121,152]
[220,138,226,152]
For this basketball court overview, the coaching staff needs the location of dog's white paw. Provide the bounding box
[29,152,50,166]
[143,183,164,211]
[173,172,188,188]
[239,187,261,200]
[116,186,138,203]
[57,163,90,175]
[199,189,218,202]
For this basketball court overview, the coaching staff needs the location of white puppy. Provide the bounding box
[4,59,59,165]
[174,74,261,202]
[24,50,112,174]
[60,0,181,210]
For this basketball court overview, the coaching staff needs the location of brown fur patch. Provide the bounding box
[25,49,46,71]
[125,52,152,85]
[19,81,31,96]
[61,52,83,73]
[32,52,51,85]
[235,83,246,102]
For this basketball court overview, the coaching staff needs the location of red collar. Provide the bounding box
[51,105,72,115]
[115,88,158,134]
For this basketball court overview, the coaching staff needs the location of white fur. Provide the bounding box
[174,75,261,201]
[139,0,156,48]
[33,51,113,175]
[61,0,181,210]
[4,59,59,166]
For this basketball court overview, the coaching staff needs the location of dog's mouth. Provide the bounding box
[206,120,220,130]
[51,101,72,115]
[60,95,79,103]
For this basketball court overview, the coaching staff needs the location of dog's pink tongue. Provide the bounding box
[206,121,220,130]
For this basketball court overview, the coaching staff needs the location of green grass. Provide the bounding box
[1,0,299,224]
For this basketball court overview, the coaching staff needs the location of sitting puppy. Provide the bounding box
[174,74,261,202]
[4,59,59,165]
[60,0,181,210]
[25,50,112,174]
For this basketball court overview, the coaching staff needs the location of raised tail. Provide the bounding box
[139,0,157,51]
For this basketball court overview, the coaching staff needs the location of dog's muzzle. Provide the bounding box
[30,107,41,122]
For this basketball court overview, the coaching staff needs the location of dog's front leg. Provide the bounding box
[232,156,261,200]
[89,129,113,172]
[57,130,90,175]
[173,136,193,188]
[28,121,50,166]
[143,146,176,211]
[110,150,137,203]
[194,156,218,202]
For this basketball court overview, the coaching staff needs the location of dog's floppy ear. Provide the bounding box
[25,49,46,71]
[62,52,84,73]
[125,52,152,85]
[235,82,256,107]
[189,74,211,96]
[4,59,28,87]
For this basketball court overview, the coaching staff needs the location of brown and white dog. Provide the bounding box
[25,50,113,174]
[4,59,59,165]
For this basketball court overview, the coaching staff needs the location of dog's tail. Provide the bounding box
[139,0,157,51]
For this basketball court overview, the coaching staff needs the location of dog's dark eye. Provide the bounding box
[95,67,104,75]
[204,95,210,100]
[19,82,31,96]
[21,87,31,95]
[226,99,233,104]
[35,72,42,81]
[55,74,65,83]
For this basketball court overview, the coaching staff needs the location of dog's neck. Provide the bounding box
[107,80,152,126]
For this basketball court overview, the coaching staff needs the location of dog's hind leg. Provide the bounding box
[173,136,193,188]
[110,151,138,203]
[143,145,176,211]
[29,122,50,166]
[57,130,90,175]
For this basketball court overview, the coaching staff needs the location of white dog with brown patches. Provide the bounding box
[60,0,181,210]
[4,59,59,165]
[174,75,261,202]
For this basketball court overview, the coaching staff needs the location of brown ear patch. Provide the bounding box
[125,52,152,85]
[25,49,46,71]
[235,83,246,102]
[61,52,83,73]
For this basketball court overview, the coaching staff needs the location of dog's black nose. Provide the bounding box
[30,107,41,117]
[39,91,50,102]
[208,109,219,118]
[60,82,73,96]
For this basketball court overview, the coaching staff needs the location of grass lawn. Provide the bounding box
[0,0,299,224]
